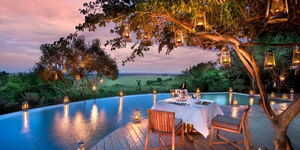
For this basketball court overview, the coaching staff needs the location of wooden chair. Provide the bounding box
[209,106,252,150]
[145,109,185,150]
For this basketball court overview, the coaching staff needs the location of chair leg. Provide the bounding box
[245,119,252,147]
[216,129,220,139]
[209,127,214,146]
[172,129,175,150]
[181,125,185,146]
[145,126,151,150]
[242,125,249,150]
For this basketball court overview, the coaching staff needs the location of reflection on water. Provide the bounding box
[249,97,254,105]
[153,94,157,105]
[90,104,98,129]
[231,106,239,118]
[118,97,123,123]
[22,111,29,133]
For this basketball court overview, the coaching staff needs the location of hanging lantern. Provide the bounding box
[22,101,29,111]
[282,93,288,99]
[266,0,289,24]
[79,62,85,68]
[133,109,141,123]
[174,30,184,47]
[54,73,58,80]
[75,75,81,80]
[291,45,300,69]
[63,96,70,104]
[141,32,151,46]
[170,89,175,98]
[290,88,295,94]
[220,46,232,67]
[249,89,255,95]
[270,101,276,105]
[264,51,276,70]
[92,85,97,92]
[271,92,276,98]
[119,91,124,97]
[279,74,285,81]
[194,12,207,32]
[195,88,201,99]
[122,26,131,42]
[233,97,238,106]
[153,89,157,94]
[77,140,85,150]
[99,78,104,83]
[229,87,233,93]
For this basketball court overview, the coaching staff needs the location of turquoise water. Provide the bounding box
[0,92,256,150]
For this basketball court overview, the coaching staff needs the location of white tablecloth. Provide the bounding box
[151,98,224,138]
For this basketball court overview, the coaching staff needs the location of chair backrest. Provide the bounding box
[148,109,175,133]
[239,105,251,129]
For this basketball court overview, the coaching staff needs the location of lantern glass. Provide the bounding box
[264,51,276,70]
[279,74,285,81]
[92,85,97,91]
[119,91,124,97]
[291,46,300,68]
[61,68,67,74]
[22,101,29,111]
[220,47,232,67]
[170,89,175,98]
[194,12,206,32]
[290,88,294,94]
[63,96,70,104]
[271,92,276,98]
[122,26,131,42]
[282,93,288,99]
[233,97,238,106]
[249,89,255,95]
[133,109,141,123]
[174,30,184,47]
[153,89,157,94]
[229,87,233,93]
[266,0,288,24]
[75,75,81,80]
[54,73,58,80]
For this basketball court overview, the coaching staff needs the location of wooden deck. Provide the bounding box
[91,104,300,150]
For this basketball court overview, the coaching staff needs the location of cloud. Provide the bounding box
[0,0,218,73]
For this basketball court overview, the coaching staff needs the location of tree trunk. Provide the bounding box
[273,124,293,150]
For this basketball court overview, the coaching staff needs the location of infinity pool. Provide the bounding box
[0,92,257,150]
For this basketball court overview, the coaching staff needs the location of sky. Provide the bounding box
[0,0,218,74]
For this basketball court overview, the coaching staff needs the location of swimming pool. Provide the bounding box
[0,92,257,150]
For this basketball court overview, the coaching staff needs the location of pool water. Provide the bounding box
[0,92,257,150]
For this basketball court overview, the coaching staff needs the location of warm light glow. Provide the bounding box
[282,93,288,99]
[194,12,206,32]
[290,88,295,94]
[22,111,30,133]
[122,26,131,42]
[75,75,81,80]
[64,96,70,104]
[174,30,184,47]
[229,87,233,93]
[64,104,69,118]
[153,94,157,105]
[249,89,255,95]
[220,46,232,67]
[233,97,238,106]
[292,46,300,67]
[79,62,85,68]
[264,51,276,70]
[270,101,276,105]
[99,78,104,83]
[61,68,67,74]
[22,101,29,111]
[249,97,254,105]
[92,85,97,91]
[153,89,157,94]
[118,97,123,122]
[133,109,141,123]
[279,74,285,81]
[266,0,289,24]
[142,32,151,45]
[170,89,175,98]
[231,106,238,118]
[90,104,98,129]
[271,92,276,98]
[119,91,124,97]
[54,73,58,80]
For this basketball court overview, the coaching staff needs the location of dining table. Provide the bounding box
[151,97,224,139]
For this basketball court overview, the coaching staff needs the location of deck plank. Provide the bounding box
[90,104,300,150]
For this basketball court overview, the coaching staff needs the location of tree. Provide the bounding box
[77,0,300,149]
[35,35,118,98]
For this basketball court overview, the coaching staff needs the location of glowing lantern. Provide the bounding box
[77,140,85,150]
[233,97,238,106]
[141,32,151,46]
[170,89,175,98]
[174,30,184,47]
[270,101,276,105]
[282,93,288,99]
[133,109,141,123]
[153,89,157,94]
[291,45,300,69]
[22,101,29,111]
[92,85,97,92]
[54,73,58,80]
[195,88,201,99]
[119,91,124,97]
[79,62,85,68]
[290,88,295,94]
[249,97,254,105]
[266,0,289,24]
[122,26,131,42]
[229,87,233,93]
[279,74,285,81]
[194,12,207,32]
[63,96,70,104]
[75,75,81,80]
[61,68,67,74]
[249,89,255,95]
[220,46,232,67]
[264,51,276,70]
[99,78,104,83]
[271,92,276,98]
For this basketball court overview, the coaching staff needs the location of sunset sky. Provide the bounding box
[0,0,218,73]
